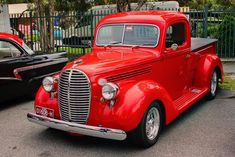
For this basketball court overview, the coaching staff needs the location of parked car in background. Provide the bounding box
[0,32,68,102]
[28,11,223,148]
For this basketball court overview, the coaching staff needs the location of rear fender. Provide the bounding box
[194,54,224,88]
[113,80,177,132]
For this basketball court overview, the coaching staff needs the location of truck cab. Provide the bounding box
[28,11,223,148]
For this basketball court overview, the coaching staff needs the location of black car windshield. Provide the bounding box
[96,24,159,47]
[22,42,34,55]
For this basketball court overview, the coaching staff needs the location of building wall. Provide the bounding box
[0,4,11,33]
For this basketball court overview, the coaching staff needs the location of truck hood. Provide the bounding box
[63,49,161,76]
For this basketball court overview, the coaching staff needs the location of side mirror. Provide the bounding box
[171,43,178,51]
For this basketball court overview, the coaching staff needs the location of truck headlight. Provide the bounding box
[102,83,118,100]
[42,77,55,92]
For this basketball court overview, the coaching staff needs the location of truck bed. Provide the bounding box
[191,38,217,52]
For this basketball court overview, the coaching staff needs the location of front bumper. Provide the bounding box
[27,113,127,141]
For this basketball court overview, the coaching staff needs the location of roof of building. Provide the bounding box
[8,3,31,14]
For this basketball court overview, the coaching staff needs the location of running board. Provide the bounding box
[173,88,209,113]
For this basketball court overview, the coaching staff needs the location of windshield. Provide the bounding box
[22,43,35,55]
[96,24,159,47]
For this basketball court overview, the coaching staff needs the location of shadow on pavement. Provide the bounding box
[0,97,33,111]
[27,89,234,150]
[33,128,141,151]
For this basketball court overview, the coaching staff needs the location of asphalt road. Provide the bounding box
[0,90,234,157]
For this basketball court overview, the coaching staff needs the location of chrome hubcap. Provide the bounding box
[146,107,160,140]
[211,71,217,95]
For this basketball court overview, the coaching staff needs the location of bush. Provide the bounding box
[216,15,235,57]
[194,15,235,58]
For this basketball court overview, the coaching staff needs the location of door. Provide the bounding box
[162,21,191,100]
[0,39,31,101]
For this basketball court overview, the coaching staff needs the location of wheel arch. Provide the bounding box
[215,65,223,83]
[194,54,224,88]
[115,80,177,132]
[153,99,166,127]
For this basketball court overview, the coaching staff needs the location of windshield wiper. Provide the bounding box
[106,41,122,46]
[141,43,155,46]
[110,41,122,45]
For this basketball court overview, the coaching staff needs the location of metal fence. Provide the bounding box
[9,6,235,58]
[186,7,235,58]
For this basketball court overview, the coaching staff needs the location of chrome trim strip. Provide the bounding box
[27,113,127,141]
[29,71,60,82]
[0,77,21,81]
[68,70,72,121]
[58,69,91,124]
[13,58,68,78]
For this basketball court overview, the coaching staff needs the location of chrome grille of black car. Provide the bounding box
[58,69,91,124]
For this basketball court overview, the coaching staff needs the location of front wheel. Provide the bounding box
[207,70,219,100]
[128,102,163,148]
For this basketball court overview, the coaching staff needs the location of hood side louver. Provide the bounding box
[106,67,152,82]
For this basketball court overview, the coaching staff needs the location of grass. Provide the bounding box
[220,75,235,92]
[56,47,92,55]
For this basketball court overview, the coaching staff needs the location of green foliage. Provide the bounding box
[220,75,235,92]
[216,15,235,57]
[56,47,91,55]
[199,15,235,57]
[1,0,33,3]
[215,0,233,6]
[175,0,234,9]
[55,0,91,13]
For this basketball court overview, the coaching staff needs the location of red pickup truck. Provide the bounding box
[27,11,224,147]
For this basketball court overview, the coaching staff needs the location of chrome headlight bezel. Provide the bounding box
[102,82,119,100]
[42,77,55,92]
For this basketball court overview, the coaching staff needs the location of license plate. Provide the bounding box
[35,106,54,118]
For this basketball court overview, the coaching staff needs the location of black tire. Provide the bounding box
[128,102,163,148]
[207,69,219,100]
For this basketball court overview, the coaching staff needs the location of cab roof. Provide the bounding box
[98,10,187,25]
[0,32,23,46]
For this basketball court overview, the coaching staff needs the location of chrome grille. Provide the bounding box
[58,69,91,124]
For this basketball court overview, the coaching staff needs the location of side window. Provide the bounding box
[0,40,22,59]
[166,23,186,48]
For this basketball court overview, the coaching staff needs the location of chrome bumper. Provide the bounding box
[27,113,127,141]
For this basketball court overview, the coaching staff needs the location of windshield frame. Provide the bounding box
[96,23,160,48]
[22,42,35,55]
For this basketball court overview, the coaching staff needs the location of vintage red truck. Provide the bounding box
[27,11,224,147]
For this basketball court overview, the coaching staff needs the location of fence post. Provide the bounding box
[29,11,33,49]
[90,10,93,45]
[203,6,208,38]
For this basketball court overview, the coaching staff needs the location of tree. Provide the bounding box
[116,0,147,12]
[33,0,91,52]
[216,0,234,6]
[33,0,55,52]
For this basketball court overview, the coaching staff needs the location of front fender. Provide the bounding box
[113,80,177,132]
[194,54,224,88]
[34,86,61,119]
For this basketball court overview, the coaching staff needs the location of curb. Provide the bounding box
[221,59,235,62]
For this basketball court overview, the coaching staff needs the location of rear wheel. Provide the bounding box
[207,70,219,100]
[129,102,163,148]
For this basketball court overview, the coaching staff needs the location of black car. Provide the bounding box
[0,32,68,102]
